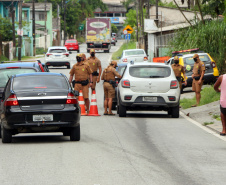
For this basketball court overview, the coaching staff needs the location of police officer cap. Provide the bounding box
[174,56,179,61]
[76,53,81,57]
[193,54,199,59]
[90,49,95,53]
[110,60,118,67]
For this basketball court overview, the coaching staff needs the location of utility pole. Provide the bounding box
[136,0,138,42]
[45,0,47,50]
[155,0,158,27]
[32,0,36,56]
[57,4,60,45]
[10,2,16,48]
[64,0,66,44]
[18,0,22,61]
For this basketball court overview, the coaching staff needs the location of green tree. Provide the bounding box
[111,24,118,34]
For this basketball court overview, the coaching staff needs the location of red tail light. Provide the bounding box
[113,38,115,40]
[144,57,148,61]
[66,93,78,104]
[122,79,130,88]
[47,54,52,57]
[103,44,107,46]
[170,80,178,89]
[63,53,69,57]
[4,94,19,106]
[122,58,128,62]
[211,62,216,68]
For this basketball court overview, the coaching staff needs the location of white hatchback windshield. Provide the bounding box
[49,49,66,53]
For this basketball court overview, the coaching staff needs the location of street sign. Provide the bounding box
[123,30,127,35]
[79,24,84,31]
[125,34,131,40]
[123,25,134,34]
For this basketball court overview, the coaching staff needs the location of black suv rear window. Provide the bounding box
[0,68,36,87]
[13,76,68,90]
[129,66,171,78]
[184,55,210,65]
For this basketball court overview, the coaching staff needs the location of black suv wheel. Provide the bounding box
[2,126,12,143]
[70,125,80,141]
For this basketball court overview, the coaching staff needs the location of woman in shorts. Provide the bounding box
[214,74,226,136]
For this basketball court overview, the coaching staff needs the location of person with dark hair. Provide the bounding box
[101,61,121,115]
[214,75,226,136]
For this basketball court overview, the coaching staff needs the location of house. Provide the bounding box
[144,6,212,62]
[26,3,53,49]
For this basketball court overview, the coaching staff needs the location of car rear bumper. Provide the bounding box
[66,47,79,51]
[2,108,80,130]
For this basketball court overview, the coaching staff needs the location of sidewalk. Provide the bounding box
[180,89,222,134]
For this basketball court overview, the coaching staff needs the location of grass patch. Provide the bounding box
[0,55,9,62]
[203,122,214,126]
[112,41,136,60]
[11,56,36,61]
[36,47,47,55]
[180,86,220,109]
[213,114,221,121]
[77,36,85,44]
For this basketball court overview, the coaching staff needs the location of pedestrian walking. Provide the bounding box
[101,61,121,115]
[69,53,93,114]
[87,49,102,91]
[214,75,226,136]
[171,56,187,89]
[191,54,205,107]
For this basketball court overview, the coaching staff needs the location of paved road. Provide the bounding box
[1,41,226,185]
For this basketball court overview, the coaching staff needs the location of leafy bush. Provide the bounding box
[0,55,9,62]
[77,37,85,44]
[168,20,226,74]
[36,47,46,55]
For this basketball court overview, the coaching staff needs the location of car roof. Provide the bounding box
[48,46,67,49]
[123,49,145,52]
[0,62,40,68]
[14,72,63,77]
[181,53,208,58]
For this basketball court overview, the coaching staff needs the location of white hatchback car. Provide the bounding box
[119,49,148,63]
[45,46,71,69]
[117,62,180,118]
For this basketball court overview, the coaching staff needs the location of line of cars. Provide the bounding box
[0,61,81,143]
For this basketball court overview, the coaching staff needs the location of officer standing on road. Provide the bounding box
[191,54,205,107]
[87,49,102,91]
[81,53,89,65]
[171,56,187,89]
[101,61,121,115]
[69,54,93,114]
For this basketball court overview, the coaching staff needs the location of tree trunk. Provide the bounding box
[196,0,205,24]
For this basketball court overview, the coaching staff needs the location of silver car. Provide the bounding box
[119,49,148,63]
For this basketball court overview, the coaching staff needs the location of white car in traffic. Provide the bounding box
[117,62,180,117]
[45,46,71,69]
[119,49,148,63]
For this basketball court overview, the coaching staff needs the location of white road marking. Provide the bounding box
[180,111,226,141]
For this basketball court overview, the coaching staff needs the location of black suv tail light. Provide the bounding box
[66,93,78,104]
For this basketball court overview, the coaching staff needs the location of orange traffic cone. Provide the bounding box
[78,90,87,116]
[88,90,100,116]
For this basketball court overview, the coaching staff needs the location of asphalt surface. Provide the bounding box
[0,40,226,185]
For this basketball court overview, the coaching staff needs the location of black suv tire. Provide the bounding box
[2,126,12,143]
[119,101,126,117]
[171,105,179,118]
[70,125,80,141]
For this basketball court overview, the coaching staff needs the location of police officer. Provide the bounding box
[81,53,89,65]
[171,56,187,89]
[87,49,102,91]
[69,54,93,114]
[101,61,121,115]
[191,54,205,107]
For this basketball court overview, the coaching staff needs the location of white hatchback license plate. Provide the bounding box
[143,97,157,102]
[33,114,53,122]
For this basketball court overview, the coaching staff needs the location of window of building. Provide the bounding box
[23,11,28,21]
[107,13,113,17]
[35,12,45,21]
[100,13,106,17]
[94,13,100,17]
[114,13,121,17]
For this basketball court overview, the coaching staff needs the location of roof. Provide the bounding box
[25,3,52,11]
[180,53,208,58]
[128,62,168,66]
[15,72,62,77]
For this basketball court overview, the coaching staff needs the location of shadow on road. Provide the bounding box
[124,112,170,118]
